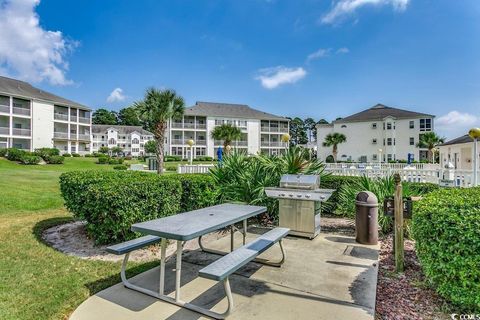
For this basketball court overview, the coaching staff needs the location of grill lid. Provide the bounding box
[279,174,319,190]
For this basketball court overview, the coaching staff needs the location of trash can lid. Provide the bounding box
[355,191,378,206]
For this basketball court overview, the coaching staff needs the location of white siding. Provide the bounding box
[32,100,54,149]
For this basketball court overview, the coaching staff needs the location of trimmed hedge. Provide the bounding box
[412,187,480,311]
[113,164,127,170]
[62,153,72,157]
[165,155,182,162]
[60,171,218,244]
[20,155,42,165]
[6,148,26,161]
[46,155,64,164]
[0,148,7,157]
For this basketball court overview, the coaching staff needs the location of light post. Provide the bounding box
[186,139,195,165]
[281,133,290,153]
[378,148,382,169]
[468,128,480,186]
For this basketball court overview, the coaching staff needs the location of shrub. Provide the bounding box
[84,154,93,158]
[47,155,65,164]
[97,156,109,164]
[320,175,361,214]
[6,148,27,161]
[194,156,214,162]
[60,171,218,244]
[165,155,181,162]
[19,154,41,165]
[71,153,80,157]
[108,158,124,165]
[92,152,100,157]
[0,148,8,157]
[113,164,128,170]
[165,164,177,172]
[62,153,71,157]
[412,187,480,311]
[34,147,60,159]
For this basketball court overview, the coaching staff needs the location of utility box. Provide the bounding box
[355,191,378,245]
[147,157,157,171]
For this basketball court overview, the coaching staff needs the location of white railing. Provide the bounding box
[54,132,68,139]
[324,163,440,171]
[0,127,9,135]
[261,141,284,147]
[79,116,90,124]
[0,105,9,113]
[54,113,69,121]
[78,134,90,141]
[261,126,289,133]
[70,116,78,122]
[177,164,215,174]
[12,107,30,116]
[12,128,31,136]
[325,167,476,187]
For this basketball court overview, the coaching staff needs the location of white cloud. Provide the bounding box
[255,66,306,89]
[107,88,126,103]
[0,0,77,85]
[306,48,331,63]
[336,47,350,54]
[321,0,410,25]
[436,111,479,139]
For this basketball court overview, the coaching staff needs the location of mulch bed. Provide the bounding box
[375,235,449,320]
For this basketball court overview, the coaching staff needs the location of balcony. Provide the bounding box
[12,107,30,116]
[54,132,69,139]
[0,127,9,135]
[78,134,91,141]
[70,116,78,122]
[261,141,283,147]
[79,116,90,124]
[12,128,31,136]
[54,113,69,121]
[171,122,207,130]
[0,105,9,114]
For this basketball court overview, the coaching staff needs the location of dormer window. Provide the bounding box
[372,123,377,129]
[386,123,392,130]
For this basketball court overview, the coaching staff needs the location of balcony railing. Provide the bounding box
[261,141,284,147]
[12,107,30,116]
[12,128,31,136]
[78,134,90,141]
[0,127,9,135]
[0,105,9,113]
[54,132,69,139]
[70,116,78,122]
[79,116,90,124]
[54,113,69,121]
[261,126,288,133]
[214,140,248,147]
[171,122,207,129]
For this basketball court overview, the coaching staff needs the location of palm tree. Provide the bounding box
[416,132,445,163]
[134,88,185,174]
[322,132,347,162]
[210,124,242,152]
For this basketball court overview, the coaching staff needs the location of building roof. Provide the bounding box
[184,101,288,121]
[439,134,473,147]
[334,104,434,123]
[92,125,153,135]
[0,76,89,110]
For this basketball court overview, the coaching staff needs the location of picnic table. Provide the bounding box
[107,203,288,319]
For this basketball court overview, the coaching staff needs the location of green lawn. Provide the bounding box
[0,157,161,320]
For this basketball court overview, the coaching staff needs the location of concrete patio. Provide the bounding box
[70,229,379,320]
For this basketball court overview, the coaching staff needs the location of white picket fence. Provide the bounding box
[325,166,476,187]
[177,164,215,174]
[324,162,440,171]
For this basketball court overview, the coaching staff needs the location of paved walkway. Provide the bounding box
[71,230,379,320]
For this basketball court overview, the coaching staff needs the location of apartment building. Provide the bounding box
[0,76,91,154]
[438,135,479,170]
[91,125,154,156]
[167,101,289,159]
[317,104,435,162]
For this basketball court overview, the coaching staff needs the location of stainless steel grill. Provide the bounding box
[265,174,335,239]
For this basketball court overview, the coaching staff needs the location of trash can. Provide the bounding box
[355,191,378,245]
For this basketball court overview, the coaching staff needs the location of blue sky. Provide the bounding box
[1,0,480,139]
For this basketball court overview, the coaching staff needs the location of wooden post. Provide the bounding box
[393,173,404,272]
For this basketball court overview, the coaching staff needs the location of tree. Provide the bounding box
[118,106,141,126]
[317,119,329,125]
[210,124,242,151]
[92,108,118,125]
[289,117,308,146]
[144,140,156,154]
[110,146,123,157]
[322,132,347,162]
[416,132,445,163]
[134,88,185,174]
[98,146,109,154]
[304,118,317,142]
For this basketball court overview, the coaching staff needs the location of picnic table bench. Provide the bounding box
[107,203,289,319]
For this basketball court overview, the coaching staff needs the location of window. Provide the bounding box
[383,138,385,146]
[132,138,139,144]
[420,118,432,132]
[372,138,377,144]
[372,154,378,161]
[410,137,414,145]
[108,138,116,145]
[387,154,393,161]
[387,138,392,146]
[409,121,414,129]
[372,123,377,129]
[386,123,392,130]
